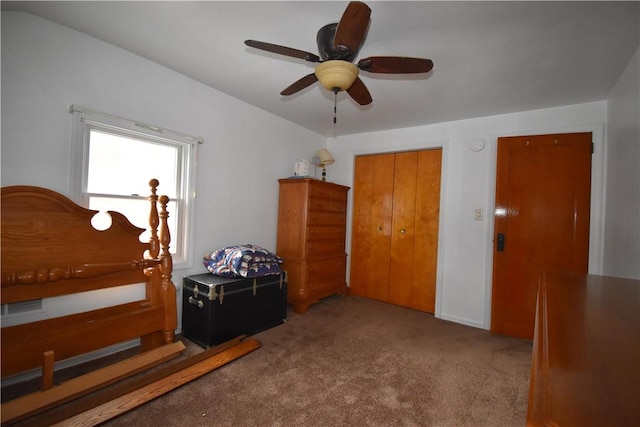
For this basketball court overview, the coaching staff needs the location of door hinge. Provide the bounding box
[591,142,594,154]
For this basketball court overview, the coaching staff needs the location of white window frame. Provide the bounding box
[70,105,200,269]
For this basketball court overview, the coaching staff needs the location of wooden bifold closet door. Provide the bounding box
[350,149,442,313]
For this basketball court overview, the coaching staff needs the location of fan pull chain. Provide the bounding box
[333,89,338,124]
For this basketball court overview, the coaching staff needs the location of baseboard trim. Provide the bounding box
[439,313,486,330]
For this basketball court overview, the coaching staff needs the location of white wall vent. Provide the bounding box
[2,299,44,317]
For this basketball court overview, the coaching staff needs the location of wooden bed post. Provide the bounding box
[159,194,177,344]
[141,179,176,349]
[148,179,160,259]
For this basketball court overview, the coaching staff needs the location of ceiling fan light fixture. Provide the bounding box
[245,1,433,108]
[315,60,359,92]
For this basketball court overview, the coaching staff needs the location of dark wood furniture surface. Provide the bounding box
[276,178,349,314]
[528,271,640,426]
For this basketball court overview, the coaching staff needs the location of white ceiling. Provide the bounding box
[2,1,638,137]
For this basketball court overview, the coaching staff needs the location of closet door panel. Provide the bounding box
[350,154,394,301]
[411,149,442,313]
[388,152,418,307]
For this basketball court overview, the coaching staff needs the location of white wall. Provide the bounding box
[2,11,636,339]
[604,47,640,280]
[1,12,325,328]
[329,102,607,330]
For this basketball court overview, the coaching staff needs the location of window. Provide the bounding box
[70,105,200,268]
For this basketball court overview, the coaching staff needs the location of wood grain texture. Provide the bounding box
[51,338,262,427]
[350,150,441,313]
[411,149,442,312]
[492,133,592,339]
[528,272,640,426]
[42,351,55,392]
[1,181,177,379]
[10,338,248,427]
[350,154,394,301]
[1,187,147,302]
[277,179,349,313]
[388,152,419,307]
[1,342,185,424]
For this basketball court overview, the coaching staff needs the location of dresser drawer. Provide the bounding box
[307,239,345,256]
[309,182,348,201]
[307,211,346,226]
[307,225,346,241]
[307,275,346,297]
[307,256,347,280]
[308,197,347,212]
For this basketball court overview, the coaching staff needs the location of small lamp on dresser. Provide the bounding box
[314,148,335,181]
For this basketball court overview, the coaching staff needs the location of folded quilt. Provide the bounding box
[203,244,283,278]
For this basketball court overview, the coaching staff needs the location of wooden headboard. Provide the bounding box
[1,179,177,380]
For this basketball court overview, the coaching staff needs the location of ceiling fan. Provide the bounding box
[244,1,433,107]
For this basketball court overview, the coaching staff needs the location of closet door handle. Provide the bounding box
[400,228,406,234]
[377,225,382,232]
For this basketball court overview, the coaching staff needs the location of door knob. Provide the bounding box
[377,225,382,231]
[400,228,406,234]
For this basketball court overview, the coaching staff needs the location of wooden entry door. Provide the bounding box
[350,149,442,313]
[491,133,592,339]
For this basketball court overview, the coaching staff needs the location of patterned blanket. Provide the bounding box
[203,244,283,278]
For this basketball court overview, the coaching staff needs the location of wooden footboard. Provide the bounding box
[1,179,177,381]
[1,180,263,426]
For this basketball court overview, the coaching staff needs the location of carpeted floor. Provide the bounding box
[104,295,532,427]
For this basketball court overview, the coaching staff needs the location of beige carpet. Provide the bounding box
[104,295,532,427]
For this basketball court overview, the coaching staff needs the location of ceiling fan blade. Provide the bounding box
[245,40,320,63]
[358,56,434,74]
[334,1,371,58]
[346,77,372,106]
[280,73,319,96]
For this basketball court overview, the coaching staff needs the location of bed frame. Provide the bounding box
[1,179,177,381]
[1,180,262,426]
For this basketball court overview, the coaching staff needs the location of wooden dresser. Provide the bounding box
[528,271,640,426]
[276,178,350,314]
